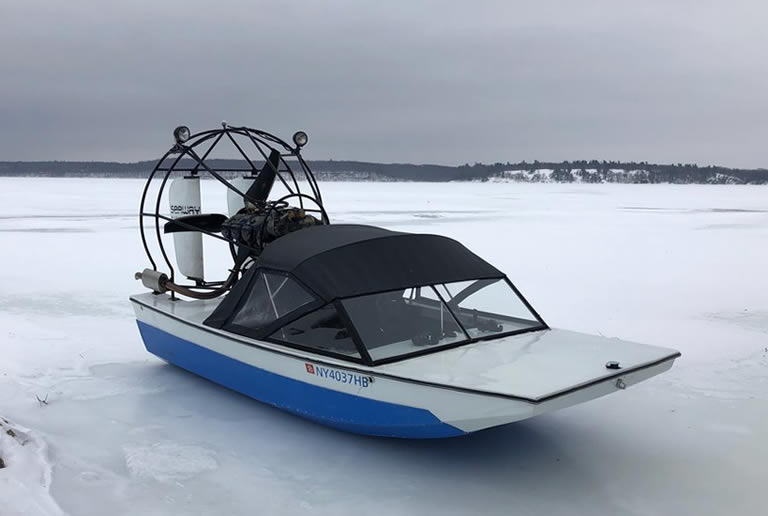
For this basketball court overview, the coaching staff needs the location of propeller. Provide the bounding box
[163,149,281,235]
[164,213,228,234]
[243,149,279,203]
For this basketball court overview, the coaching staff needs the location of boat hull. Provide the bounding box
[137,321,464,438]
[131,293,678,438]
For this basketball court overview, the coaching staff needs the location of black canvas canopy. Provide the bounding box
[257,224,503,301]
[204,224,504,330]
[203,224,546,365]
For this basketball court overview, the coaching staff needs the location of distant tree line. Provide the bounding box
[454,159,768,184]
[0,158,766,184]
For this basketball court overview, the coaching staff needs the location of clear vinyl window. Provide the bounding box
[231,272,314,329]
[434,279,541,338]
[270,304,361,357]
[341,287,468,361]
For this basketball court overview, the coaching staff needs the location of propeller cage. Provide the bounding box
[138,125,329,298]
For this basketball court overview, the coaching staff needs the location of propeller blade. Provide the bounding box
[164,213,228,234]
[244,149,280,202]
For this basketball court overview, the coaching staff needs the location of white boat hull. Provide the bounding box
[131,293,679,438]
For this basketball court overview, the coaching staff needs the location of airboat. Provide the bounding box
[130,123,680,438]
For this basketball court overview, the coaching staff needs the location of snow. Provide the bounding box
[0,418,64,516]
[0,178,766,515]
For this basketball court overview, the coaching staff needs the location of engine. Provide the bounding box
[221,203,321,255]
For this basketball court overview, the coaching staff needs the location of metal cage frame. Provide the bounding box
[138,124,329,296]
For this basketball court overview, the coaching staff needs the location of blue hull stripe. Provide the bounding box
[137,321,465,438]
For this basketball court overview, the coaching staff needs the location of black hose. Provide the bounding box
[165,268,239,299]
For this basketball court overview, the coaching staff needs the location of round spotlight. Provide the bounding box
[174,126,191,144]
[292,131,308,148]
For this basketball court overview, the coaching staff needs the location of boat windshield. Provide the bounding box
[340,279,543,362]
[434,279,542,338]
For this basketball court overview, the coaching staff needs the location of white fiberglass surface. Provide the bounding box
[1,179,767,516]
[378,328,678,399]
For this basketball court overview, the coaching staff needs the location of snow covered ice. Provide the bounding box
[0,178,766,515]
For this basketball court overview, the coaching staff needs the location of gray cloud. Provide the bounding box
[1,0,766,167]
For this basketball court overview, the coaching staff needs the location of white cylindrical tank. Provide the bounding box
[169,176,204,280]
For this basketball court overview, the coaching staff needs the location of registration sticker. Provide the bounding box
[305,363,373,388]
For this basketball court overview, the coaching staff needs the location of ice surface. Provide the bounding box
[0,178,766,515]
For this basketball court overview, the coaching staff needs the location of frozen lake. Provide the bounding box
[1,178,766,515]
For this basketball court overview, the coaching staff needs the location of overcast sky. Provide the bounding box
[1,1,766,167]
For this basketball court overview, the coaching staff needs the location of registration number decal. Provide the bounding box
[305,363,372,388]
